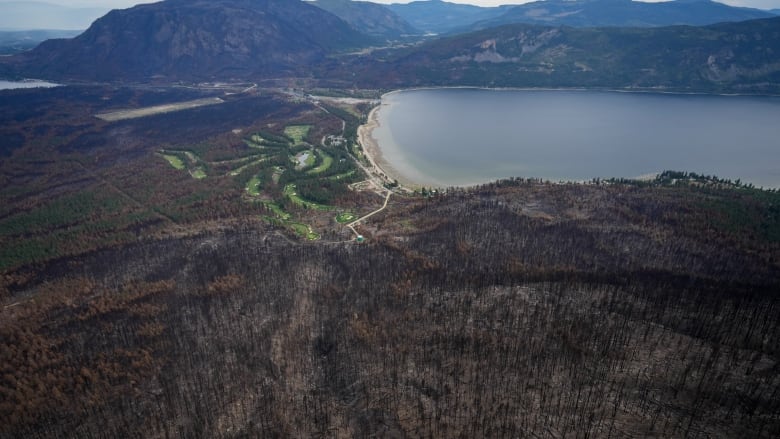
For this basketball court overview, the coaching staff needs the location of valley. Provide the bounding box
[1,0,779,437]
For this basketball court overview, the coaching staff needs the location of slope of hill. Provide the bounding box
[387,0,512,34]
[467,0,775,31]
[348,16,780,93]
[310,0,419,39]
[9,0,371,81]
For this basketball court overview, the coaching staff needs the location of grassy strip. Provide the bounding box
[284,125,311,144]
[190,168,207,179]
[246,175,262,196]
[283,184,334,211]
[261,202,291,221]
[307,150,333,175]
[229,157,268,176]
[289,223,320,240]
[272,167,285,184]
[260,202,319,240]
[335,212,356,224]
[328,170,357,181]
[161,154,185,170]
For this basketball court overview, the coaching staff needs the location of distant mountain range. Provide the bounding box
[1,0,779,94]
[0,29,81,55]
[388,0,775,35]
[387,0,512,35]
[348,16,780,94]
[0,1,108,31]
[467,0,776,31]
[310,0,419,39]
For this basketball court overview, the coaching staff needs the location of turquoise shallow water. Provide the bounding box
[372,88,780,188]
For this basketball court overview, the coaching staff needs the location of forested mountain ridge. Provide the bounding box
[310,0,420,39]
[465,0,776,31]
[344,16,780,93]
[5,0,372,81]
[387,0,513,34]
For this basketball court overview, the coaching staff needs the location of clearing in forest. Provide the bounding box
[96,97,224,121]
[336,212,356,223]
[284,125,311,144]
[160,154,185,170]
[246,174,262,196]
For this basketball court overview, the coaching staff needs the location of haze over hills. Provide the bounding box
[2,0,777,94]
[355,16,780,93]
[387,0,513,34]
[0,1,108,31]
[466,0,776,31]
[386,0,774,34]
[0,29,81,55]
[7,0,370,81]
[310,0,420,39]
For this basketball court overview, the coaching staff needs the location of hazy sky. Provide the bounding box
[23,0,780,11]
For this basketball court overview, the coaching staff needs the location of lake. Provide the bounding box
[0,79,59,90]
[371,88,780,188]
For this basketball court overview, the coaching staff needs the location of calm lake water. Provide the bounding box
[372,88,780,188]
[0,80,59,90]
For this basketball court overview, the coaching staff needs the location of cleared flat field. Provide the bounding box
[96,97,224,122]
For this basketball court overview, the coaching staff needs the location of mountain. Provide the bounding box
[467,0,776,31]
[0,1,108,31]
[770,9,780,14]
[9,0,371,81]
[310,0,419,39]
[0,29,81,55]
[348,16,780,93]
[387,0,512,34]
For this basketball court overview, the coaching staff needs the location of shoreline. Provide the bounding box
[377,85,780,99]
[357,101,426,191]
[356,86,780,192]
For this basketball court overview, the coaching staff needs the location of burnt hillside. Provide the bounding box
[2,181,779,438]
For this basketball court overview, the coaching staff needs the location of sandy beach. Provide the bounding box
[357,101,423,190]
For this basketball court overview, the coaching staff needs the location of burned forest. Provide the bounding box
[2,179,779,438]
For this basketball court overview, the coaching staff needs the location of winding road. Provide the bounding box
[347,190,392,238]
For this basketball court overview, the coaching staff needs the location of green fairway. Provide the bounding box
[289,222,320,240]
[190,168,207,179]
[245,134,266,149]
[261,201,291,221]
[246,175,262,196]
[307,150,333,175]
[336,212,357,223]
[284,184,333,211]
[229,157,268,176]
[260,202,318,240]
[284,125,311,144]
[161,154,185,170]
[328,170,357,181]
[272,167,285,184]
